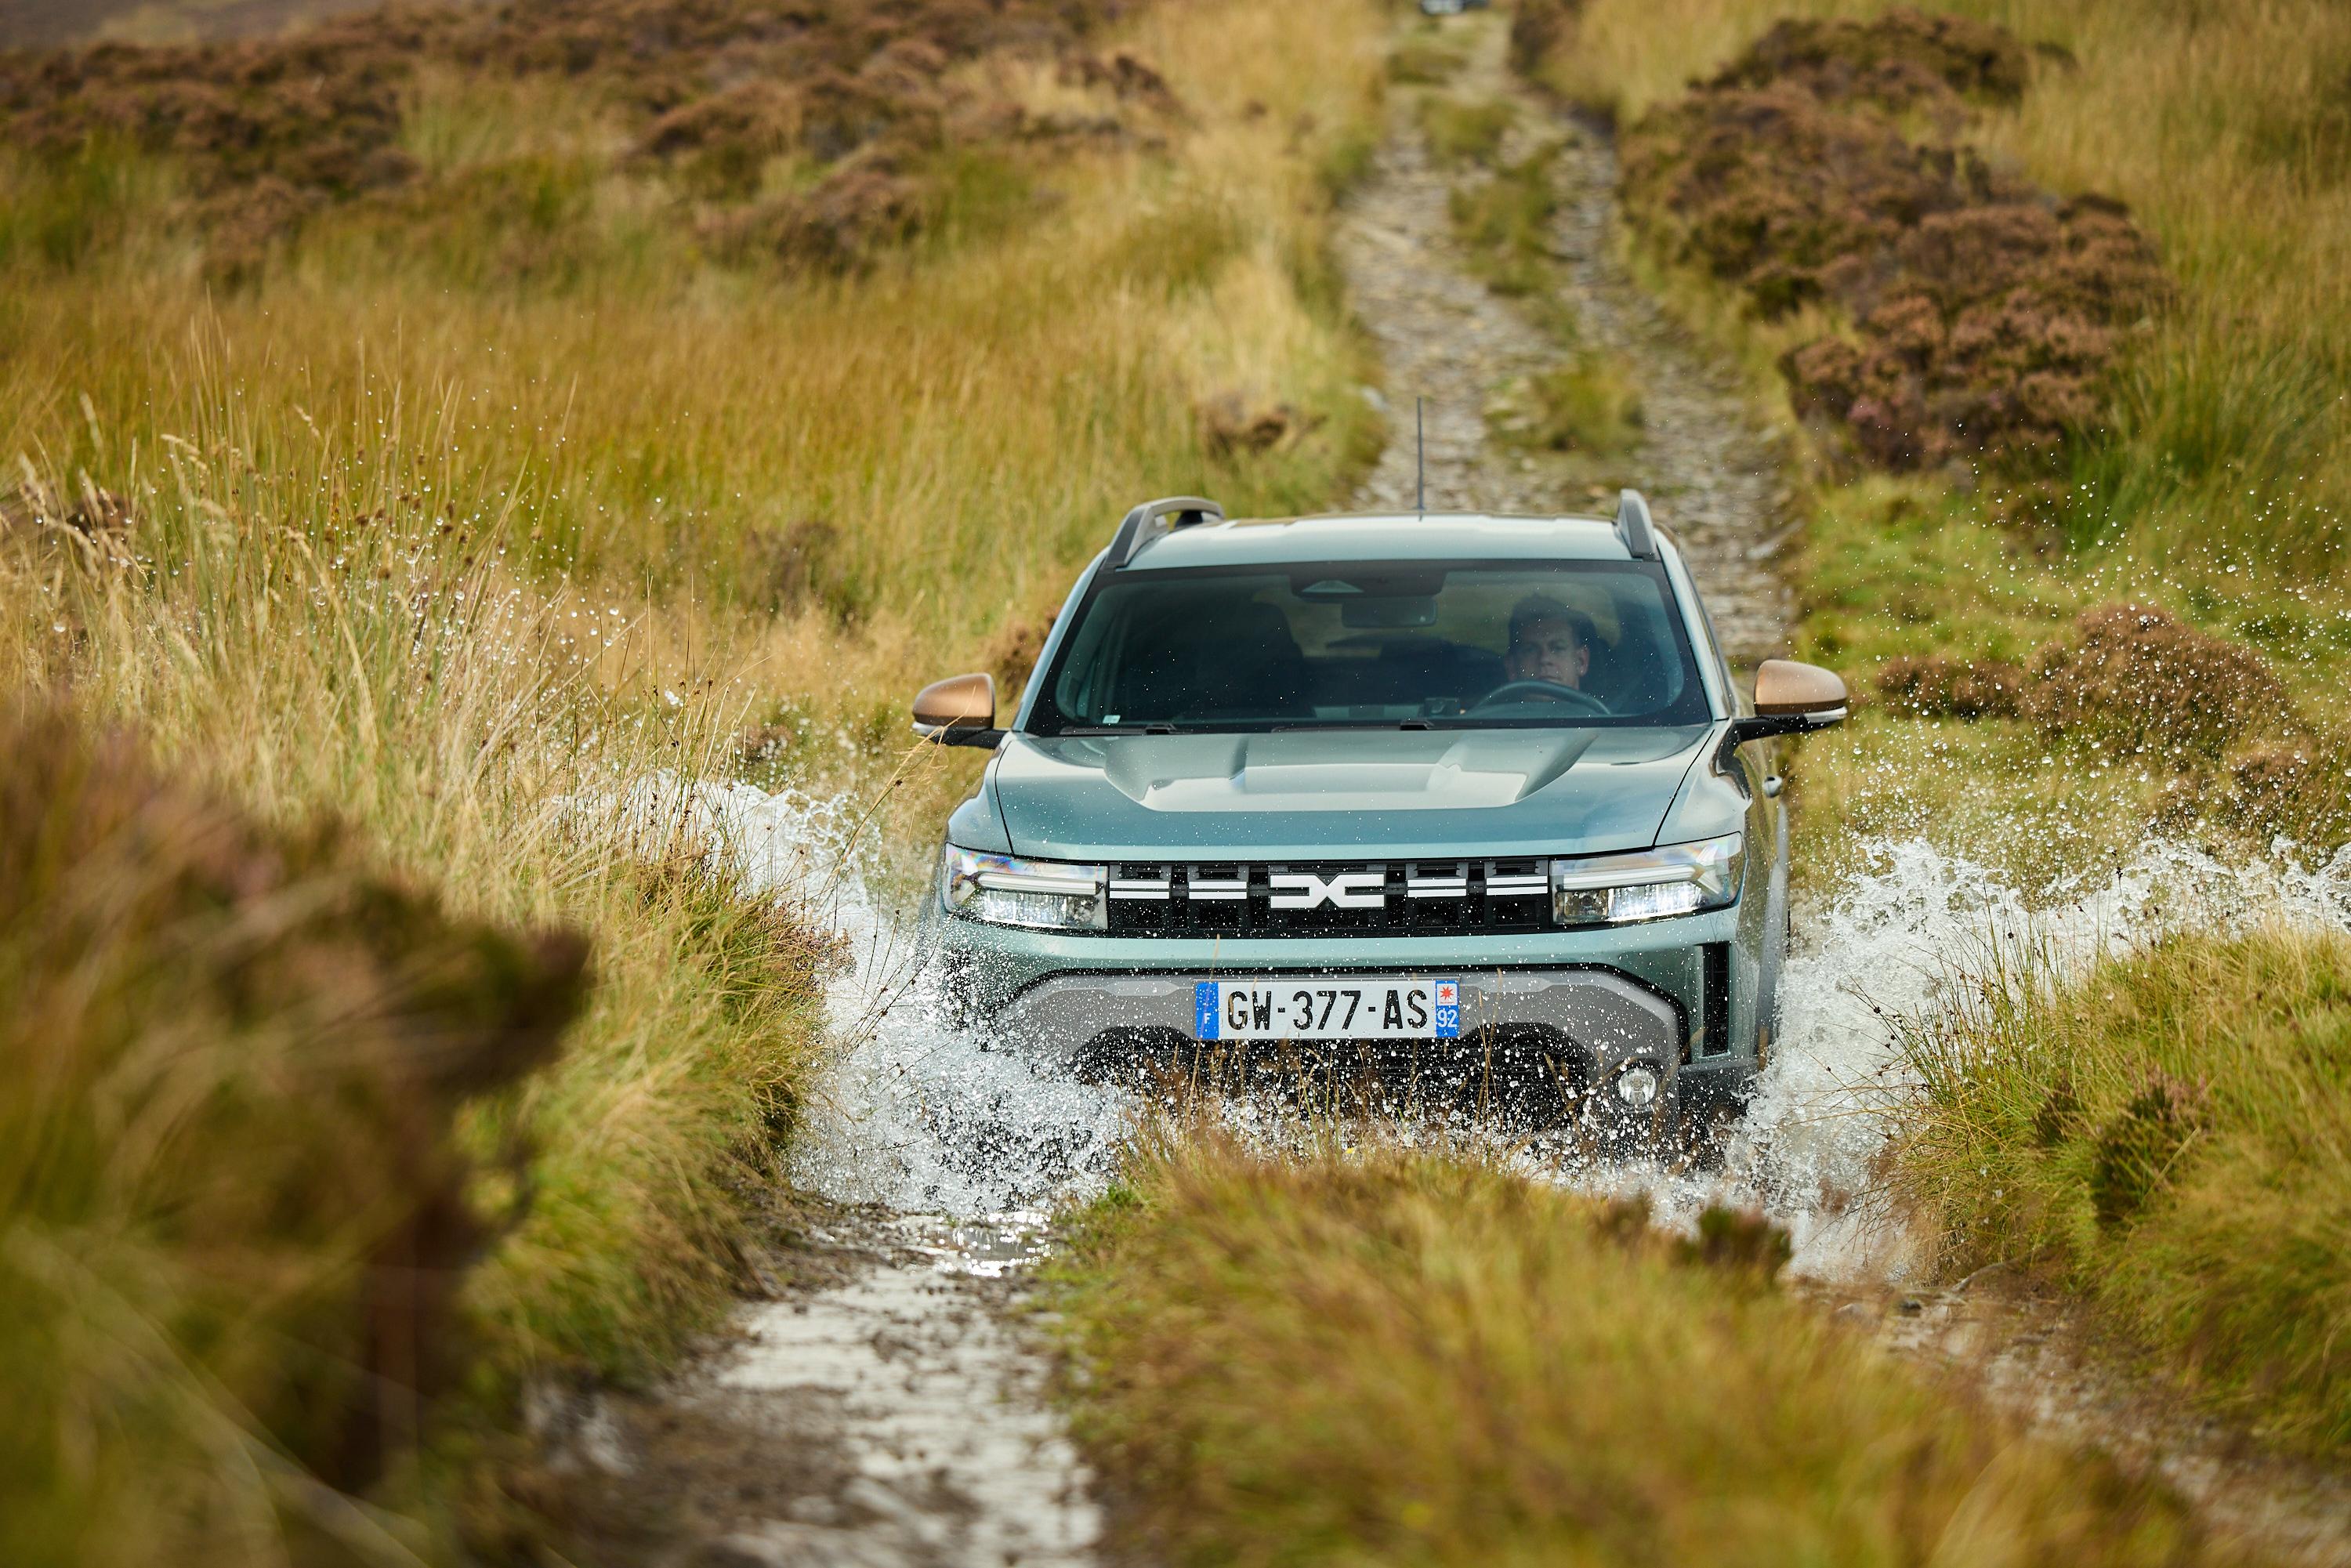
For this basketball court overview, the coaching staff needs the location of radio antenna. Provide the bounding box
[1415,396,1425,514]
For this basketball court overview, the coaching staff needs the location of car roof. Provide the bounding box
[1121,510,1640,570]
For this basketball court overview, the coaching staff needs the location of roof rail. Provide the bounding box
[1107,495,1226,567]
[1615,488,1659,560]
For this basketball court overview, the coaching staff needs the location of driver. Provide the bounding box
[1502,595,1598,692]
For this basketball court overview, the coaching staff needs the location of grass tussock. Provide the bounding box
[0,694,591,1564]
[1447,138,1556,297]
[1053,1132,2237,1567]
[1418,93,1514,165]
[1513,352,1646,457]
[1896,929,2351,1454]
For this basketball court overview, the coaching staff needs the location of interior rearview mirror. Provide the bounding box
[912,672,1001,747]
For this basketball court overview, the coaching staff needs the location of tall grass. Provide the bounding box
[1895,928,2351,1454]
[1052,1130,2236,1566]
[0,0,1387,703]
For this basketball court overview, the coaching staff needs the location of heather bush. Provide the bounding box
[1619,9,2170,477]
[1874,653,2025,719]
[2027,603,2284,762]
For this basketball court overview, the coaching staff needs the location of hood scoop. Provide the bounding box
[1096,731,1598,813]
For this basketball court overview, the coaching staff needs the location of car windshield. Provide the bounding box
[1031,559,1710,733]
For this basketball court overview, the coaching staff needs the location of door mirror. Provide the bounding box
[912,672,1001,746]
[1719,660,1846,773]
[1752,659,1848,721]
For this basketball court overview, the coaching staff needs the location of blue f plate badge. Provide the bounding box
[1194,977,1462,1041]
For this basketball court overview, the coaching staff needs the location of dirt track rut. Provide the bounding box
[1339,17,1791,662]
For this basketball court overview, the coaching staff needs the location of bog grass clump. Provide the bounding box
[1052,1132,2231,1567]
[1519,352,1646,456]
[1896,929,2351,1453]
[1447,139,1558,297]
[0,696,589,1565]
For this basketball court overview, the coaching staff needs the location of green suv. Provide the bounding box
[911,494,1846,1144]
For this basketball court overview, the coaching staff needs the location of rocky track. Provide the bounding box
[1339,17,1792,662]
[532,1210,1100,1568]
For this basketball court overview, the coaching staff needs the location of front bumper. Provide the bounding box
[926,905,1756,1123]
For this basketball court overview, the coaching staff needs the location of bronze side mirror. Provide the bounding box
[1752,658,1849,719]
[911,672,1001,746]
[1720,659,1846,772]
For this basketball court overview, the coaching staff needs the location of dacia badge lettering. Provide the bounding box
[913,493,1847,1149]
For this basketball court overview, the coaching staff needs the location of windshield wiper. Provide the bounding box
[1059,722,1177,736]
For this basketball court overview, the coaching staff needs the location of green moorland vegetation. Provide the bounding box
[1052,1133,2248,1568]
[0,0,1387,1559]
[1508,0,2351,1453]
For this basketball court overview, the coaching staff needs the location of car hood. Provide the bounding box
[988,726,1712,861]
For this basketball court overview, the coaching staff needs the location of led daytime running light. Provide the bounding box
[942,846,1109,931]
[1550,833,1742,927]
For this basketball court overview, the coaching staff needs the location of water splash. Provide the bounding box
[673,779,1134,1215]
[1632,835,2351,1281]
[668,773,2351,1270]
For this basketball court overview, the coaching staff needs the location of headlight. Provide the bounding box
[1551,833,1743,926]
[940,846,1107,932]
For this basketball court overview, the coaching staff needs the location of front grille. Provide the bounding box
[1107,859,1553,936]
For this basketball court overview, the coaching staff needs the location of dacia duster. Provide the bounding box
[911,493,1846,1144]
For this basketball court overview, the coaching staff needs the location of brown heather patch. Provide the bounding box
[2027,602,2284,763]
[1620,9,2171,479]
[1875,652,2025,719]
[1705,10,2028,111]
[2223,742,2351,847]
[0,0,1159,274]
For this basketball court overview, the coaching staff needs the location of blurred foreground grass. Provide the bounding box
[1052,1131,2241,1567]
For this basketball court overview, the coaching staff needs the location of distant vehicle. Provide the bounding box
[910,494,1846,1149]
[1418,0,1488,15]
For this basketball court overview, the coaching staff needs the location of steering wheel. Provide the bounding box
[1470,679,1610,715]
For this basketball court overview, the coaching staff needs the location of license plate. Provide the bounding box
[1193,978,1462,1041]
